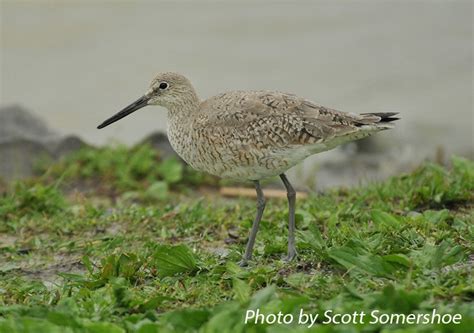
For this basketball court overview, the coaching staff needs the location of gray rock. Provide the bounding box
[0,105,59,144]
[139,131,179,160]
[0,105,89,181]
[51,135,88,159]
[0,139,51,180]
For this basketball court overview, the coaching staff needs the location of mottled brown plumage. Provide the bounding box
[97,72,399,265]
[164,84,397,180]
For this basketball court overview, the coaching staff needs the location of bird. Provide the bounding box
[97,72,399,266]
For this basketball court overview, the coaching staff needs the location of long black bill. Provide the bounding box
[97,95,150,129]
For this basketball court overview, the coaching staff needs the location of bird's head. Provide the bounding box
[97,72,198,129]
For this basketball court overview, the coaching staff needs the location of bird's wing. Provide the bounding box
[196,91,391,147]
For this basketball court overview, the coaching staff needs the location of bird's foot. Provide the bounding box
[283,248,297,263]
[238,259,249,267]
[238,256,251,267]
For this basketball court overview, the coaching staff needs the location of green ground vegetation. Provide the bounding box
[0,144,473,332]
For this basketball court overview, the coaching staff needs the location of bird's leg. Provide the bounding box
[240,180,266,267]
[279,173,297,262]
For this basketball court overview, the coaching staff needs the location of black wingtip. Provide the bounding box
[362,112,400,123]
[381,117,400,123]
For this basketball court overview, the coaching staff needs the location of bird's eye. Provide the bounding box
[159,82,169,90]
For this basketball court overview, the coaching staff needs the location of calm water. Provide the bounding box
[1,1,472,186]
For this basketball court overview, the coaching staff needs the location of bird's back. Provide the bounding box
[170,90,398,180]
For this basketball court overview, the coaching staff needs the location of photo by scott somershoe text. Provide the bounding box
[244,308,463,328]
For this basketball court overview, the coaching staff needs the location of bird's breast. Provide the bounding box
[167,121,313,180]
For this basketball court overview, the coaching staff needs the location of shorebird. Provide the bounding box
[97,72,398,266]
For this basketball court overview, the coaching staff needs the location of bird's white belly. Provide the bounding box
[217,143,332,180]
[171,135,328,180]
[168,121,375,181]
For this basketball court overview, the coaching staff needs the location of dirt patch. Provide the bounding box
[0,234,18,248]
[1,253,85,287]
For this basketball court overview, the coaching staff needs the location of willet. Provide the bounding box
[97,72,398,266]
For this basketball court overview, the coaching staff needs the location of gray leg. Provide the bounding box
[240,180,266,266]
[280,173,297,262]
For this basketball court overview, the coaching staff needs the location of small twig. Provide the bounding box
[220,187,308,199]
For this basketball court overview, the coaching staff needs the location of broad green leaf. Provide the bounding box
[371,284,426,313]
[82,320,125,333]
[431,240,464,269]
[136,322,160,333]
[47,311,81,328]
[232,278,251,303]
[328,247,394,277]
[0,317,73,333]
[423,209,450,224]
[153,244,198,277]
[201,302,243,333]
[383,253,411,267]
[248,285,276,310]
[371,210,400,229]
[160,308,210,331]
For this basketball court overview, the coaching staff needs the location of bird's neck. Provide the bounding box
[166,91,200,125]
[165,93,200,164]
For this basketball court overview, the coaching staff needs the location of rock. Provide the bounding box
[139,131,180,159]
[0,105,89,181]
[0,105,59,144]
[51,135,88,158]
[0,139,50,180]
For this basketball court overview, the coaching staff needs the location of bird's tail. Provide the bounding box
[362,112,400,122]
[358,112,400,130]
